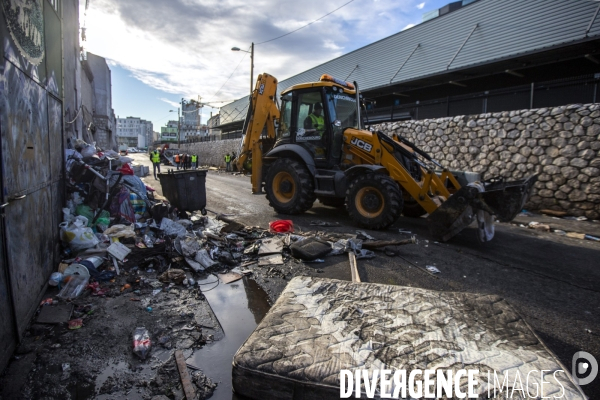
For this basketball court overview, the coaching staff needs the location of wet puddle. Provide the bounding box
[186,275,271,399]
[94,359,155,400]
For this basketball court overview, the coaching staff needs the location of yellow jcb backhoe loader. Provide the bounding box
[236,73,536,241]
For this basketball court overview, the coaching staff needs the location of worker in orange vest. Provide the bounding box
[174,153,180,169]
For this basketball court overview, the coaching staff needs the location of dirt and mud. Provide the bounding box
[1,154,599,399]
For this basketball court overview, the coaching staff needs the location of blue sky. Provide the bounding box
[82,0,453,134]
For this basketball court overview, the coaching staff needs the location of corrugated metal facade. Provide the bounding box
[218,0,600,128]
[278,0,600,91]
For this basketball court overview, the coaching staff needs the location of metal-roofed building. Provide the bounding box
[217,0,600,132]
[218,96,251,138]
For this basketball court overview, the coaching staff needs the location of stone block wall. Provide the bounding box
[373,104,600,219]
[179,139,240,168]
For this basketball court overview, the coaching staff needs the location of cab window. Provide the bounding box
[278,92,292,139]
[325,87,357,161]
[295,91,327,159]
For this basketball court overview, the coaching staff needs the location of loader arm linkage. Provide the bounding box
[236,73,280,193]
[367,131,536,241]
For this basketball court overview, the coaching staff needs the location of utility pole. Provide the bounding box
[250,42,254,95]
[177,104,181,148]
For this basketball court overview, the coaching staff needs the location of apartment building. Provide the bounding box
[116,116,153,148]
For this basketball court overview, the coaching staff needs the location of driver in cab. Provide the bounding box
[303,102,325,137]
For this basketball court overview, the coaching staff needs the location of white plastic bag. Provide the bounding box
[103,224,136,238]
[62,207,74,224]
[160,217,187,237]
[80,145,96,158]
[60,216,100,251]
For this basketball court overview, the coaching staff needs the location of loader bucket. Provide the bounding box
[426,185,481,242]
[481,175,537,222]
[427,175,537,242]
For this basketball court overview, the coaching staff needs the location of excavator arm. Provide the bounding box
[236,73,280,193]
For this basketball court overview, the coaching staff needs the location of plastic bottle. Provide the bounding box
[49,272,64,287]
[132,327,151,359]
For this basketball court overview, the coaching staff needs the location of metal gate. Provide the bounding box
[0,0,64,372]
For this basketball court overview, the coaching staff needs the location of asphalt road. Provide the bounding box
[131,152,600,398]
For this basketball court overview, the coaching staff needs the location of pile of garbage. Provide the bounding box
[57,158,418,301]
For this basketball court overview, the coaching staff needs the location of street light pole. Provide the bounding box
[231,42,254,96]
[177,106,181,148]
[250,42,254,95]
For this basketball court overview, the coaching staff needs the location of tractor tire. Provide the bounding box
[318,197,346,208]
[401,197,427,218]
[346,173,403,230]
[265,158,316,215]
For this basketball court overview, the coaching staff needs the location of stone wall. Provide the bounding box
[180,104,600,219]
[179,139,240,168]
[373,104,600,219]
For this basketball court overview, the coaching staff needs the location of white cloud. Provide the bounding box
[417,2,425,9]
[159,98,181,109]
[80,0,425,129]
[323,39,343,52]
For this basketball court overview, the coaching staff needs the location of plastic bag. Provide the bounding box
[80,144,96,158]
[120,163,134,175]
[63,208,74,224]
[133,327,151,359]
[102,149,119,158]
[75,204,109,227]
[103,224,136,238]
[60,216,100,251]
[160,217,187,237]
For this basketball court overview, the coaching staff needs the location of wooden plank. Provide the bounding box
[349,252,361,283]
[361,237,416,250]
[175,350,196,400]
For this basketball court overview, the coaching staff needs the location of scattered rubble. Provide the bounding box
[2,139,421,399]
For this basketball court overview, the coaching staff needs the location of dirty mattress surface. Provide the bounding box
[232,276,585,399]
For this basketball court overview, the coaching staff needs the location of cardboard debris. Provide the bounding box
[107,242,131,261]
[258,254,284,266]
[218,272,243,284]
[37,304,74,324]
[258,238,284,256]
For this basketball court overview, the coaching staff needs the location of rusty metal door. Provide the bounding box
[0,60,61,345]
[0,195,17,376]
[0,0,65,373]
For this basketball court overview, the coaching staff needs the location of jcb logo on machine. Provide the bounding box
[259,84,265,95]
[350,138,372,152]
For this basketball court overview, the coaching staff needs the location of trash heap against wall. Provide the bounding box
[374,104,600,219]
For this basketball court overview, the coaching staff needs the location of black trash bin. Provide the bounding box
[157,169,207,214]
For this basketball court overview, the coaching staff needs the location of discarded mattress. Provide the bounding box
[232,277,586,399]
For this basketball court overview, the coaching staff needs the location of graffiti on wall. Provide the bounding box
[1,0,44,65]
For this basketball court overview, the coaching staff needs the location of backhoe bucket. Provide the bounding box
[426,175,537,242]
